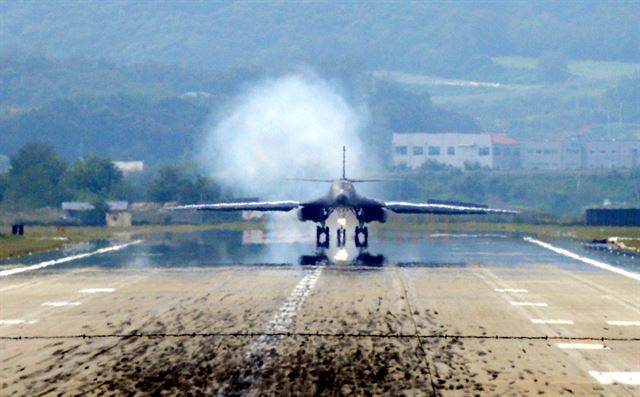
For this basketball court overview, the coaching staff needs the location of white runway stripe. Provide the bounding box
[0,319,38,325]
[41,301,81,307]
[510,301,548,307]
[495,288,528,293]
[607,320,640,326]
[557,343,608,350]
[531,319,573,325]
[524,237,640,281]
[79,288,115,293]
[236,266,324,396]
[0,240,143,277]
[589,371,640,385]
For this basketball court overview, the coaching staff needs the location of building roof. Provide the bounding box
[62,202,95,211]
[491,134,518,145]
[113,161,144,172]
[62,201,129,211]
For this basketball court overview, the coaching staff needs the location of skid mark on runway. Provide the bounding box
[0,240,143,277]
[223,266,324,396]
[524,237,640,281]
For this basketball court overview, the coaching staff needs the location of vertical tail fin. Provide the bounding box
[342,146,346,179]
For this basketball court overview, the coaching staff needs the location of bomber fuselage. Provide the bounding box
[296,180,387,225]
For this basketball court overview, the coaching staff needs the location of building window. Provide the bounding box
[478,147,490,156]
[428,146,441,156]
[412,146,424,155]
[395,146,408,155]
[447,146,455,155]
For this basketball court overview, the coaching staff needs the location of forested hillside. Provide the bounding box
[1,1,638,75]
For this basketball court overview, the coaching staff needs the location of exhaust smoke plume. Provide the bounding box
[199,74,370,257]
[199,74,367,200]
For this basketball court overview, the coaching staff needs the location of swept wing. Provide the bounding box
[167,200,301,212]
[384,200,518,215]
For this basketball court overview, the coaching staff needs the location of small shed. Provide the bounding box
[61,201,132,227]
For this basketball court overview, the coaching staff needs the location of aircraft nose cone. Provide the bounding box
[336,192,348,205]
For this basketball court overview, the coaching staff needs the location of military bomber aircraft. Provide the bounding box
[169,147,518,248]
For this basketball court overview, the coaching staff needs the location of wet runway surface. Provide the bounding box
[1,229,639,396]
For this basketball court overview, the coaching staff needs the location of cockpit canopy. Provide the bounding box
[331,180,354,192]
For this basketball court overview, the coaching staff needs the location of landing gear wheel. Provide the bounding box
[354,226,368,248]
[336,227,346,247]
[316,225,330,248]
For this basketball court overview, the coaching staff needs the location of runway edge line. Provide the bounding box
[0,240,143,278]
[524,237,640,281]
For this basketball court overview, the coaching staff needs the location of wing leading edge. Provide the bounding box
[167,200,301,212]
[384,201,519,215]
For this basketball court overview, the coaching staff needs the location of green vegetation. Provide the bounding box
[380,221,640,241]
[389,169,640,216]
[0,143,225,211]
[1,2,637,74]
[0,224,225,260]
[493,56,640,80]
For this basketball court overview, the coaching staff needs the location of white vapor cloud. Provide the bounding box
[199,73,367,200]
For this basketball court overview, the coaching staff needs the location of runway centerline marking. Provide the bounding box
[41,301,81,307]
[557,343,608,350]
[79,288,115,294]
[531,319,573,325]
[0,240,143,278]
[495,288,528,293]
[233,266,324,396]
[589,371,640,385]
[0,319,38,326]
[607,320,640,326]
[510,301,548,307]
[524,237,640,281]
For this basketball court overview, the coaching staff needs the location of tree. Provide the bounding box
[64,156,123,199]
[4,143,68,208]
[147,166,221,203]
[536,51,570,83]
[78,198,110,226]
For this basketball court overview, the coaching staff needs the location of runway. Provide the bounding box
[1,229,638,396]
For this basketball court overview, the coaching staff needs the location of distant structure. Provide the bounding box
[392,133,640,170]
[586,208,640,226]
[62,201,131,227]
[521,139,640,170]
[113,161,144,175]
[392,133,519,170]
[0,154,10,173]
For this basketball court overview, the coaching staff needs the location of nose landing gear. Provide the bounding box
[336,227,347,247]
[354,226,368,248]
[316,225,330,248]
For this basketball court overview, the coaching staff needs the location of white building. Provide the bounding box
[392,133,519,170]
[521,139,640,169]
[113,161,144,174]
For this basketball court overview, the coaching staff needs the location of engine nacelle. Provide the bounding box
[297,206,328,223]
[358,207,387,223]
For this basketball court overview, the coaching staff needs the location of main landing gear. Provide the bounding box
[355,226,368,248]
[316,225,330,248]
[315,224,368,249]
